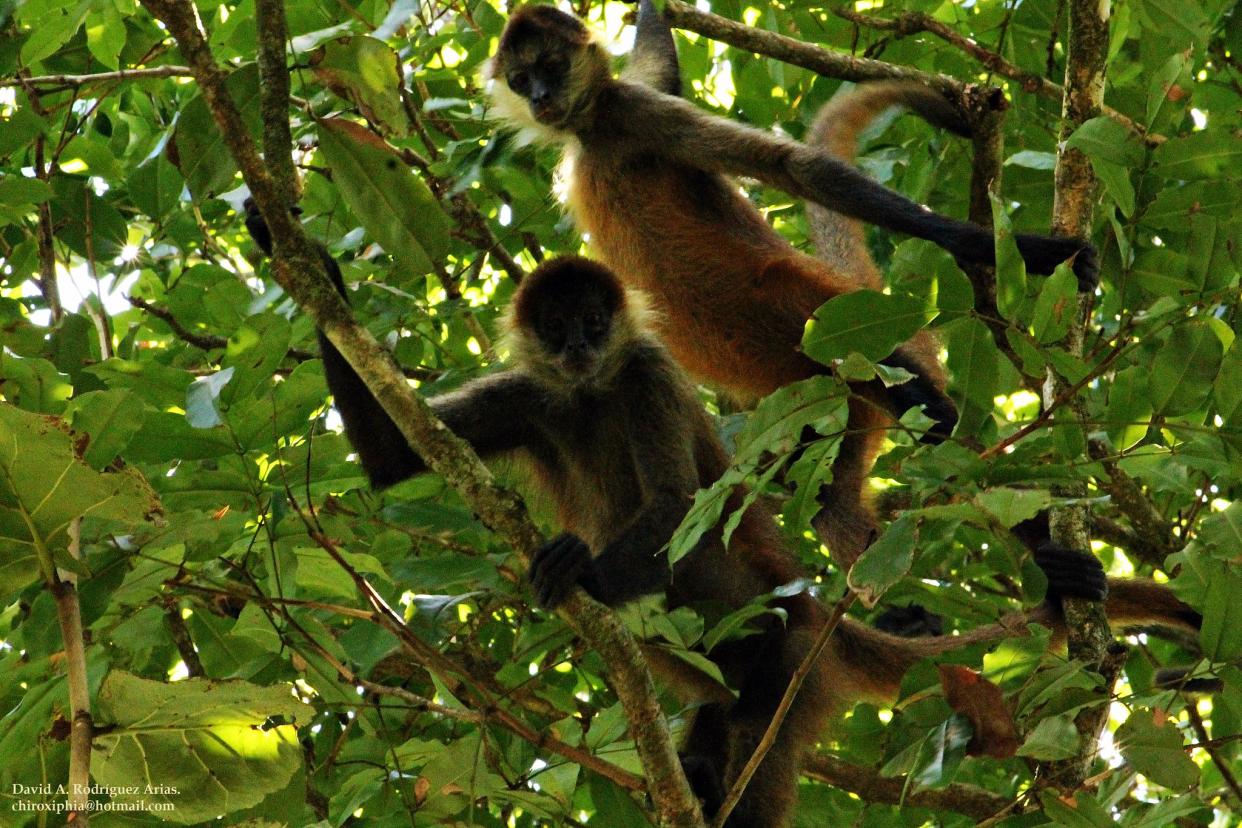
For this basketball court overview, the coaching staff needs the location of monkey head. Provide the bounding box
[503,256,642,388]
[487,6,609,134]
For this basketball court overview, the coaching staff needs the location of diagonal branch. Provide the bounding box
[135,1,700,823]
[832,7,1157,143]
[1040,0,1117,792]
[662,0,974,104]
[801,754,1014,820]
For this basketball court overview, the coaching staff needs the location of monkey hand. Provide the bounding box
[680,754,726,817]
[1014,233,1100,289]
[529,533,603,609]
[1033,542,1108,607]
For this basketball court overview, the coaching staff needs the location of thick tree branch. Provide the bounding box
[801,754,1013,820]
[254,0,296,204]
[1041,0,1115,791]
[136,1,699,823]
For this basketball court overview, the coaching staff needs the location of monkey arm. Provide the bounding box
[528,356,702,609]
[622,0,682,97]
[326,365,548,489]
[596,84,1098,288]
[588,364,705,605]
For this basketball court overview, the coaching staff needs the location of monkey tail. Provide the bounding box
[828,578,1203,706]
[804,82,970,289]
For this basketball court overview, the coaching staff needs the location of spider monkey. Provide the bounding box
[487,2,1097,567]
[243,207,1196,827]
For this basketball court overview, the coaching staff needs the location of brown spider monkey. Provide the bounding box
[243,206,1197,827]
[487,1,1097,569]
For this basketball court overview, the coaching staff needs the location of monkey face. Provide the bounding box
[502,52,573,126]
[506,256,629,386]
[489,7,607,133]
[533,302,615,377]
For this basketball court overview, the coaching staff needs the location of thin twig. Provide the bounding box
[0,65,193,87]
[1186,704,1242,807]
[712,593,857,827]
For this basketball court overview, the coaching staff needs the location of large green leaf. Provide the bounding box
[311,36,410,137]
[92,672,311,823]
[1115,710,1199,791]
[173,63,263,198]
[1149,320,1223,416]
[317,118,451,278]
[802,290,935,365]
[0,404,160,596]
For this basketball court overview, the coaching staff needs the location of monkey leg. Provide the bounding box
[809,396,887,570]
[717,627,830,828]
[679,704,731,816]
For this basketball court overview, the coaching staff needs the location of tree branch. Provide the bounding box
[254,0,296,204]
[136,1,699,822]
[1041,0,1115,791]
[0,65,193,87]
[662,0,977,104]
[801,754,1014,820]
[832,7,1157,143]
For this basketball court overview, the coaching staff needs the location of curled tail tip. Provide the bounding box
[808,81,970,154]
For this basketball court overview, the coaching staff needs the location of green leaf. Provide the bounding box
[1115,710,1198,790]
[1029,264,1079,344]
[943,317,999,435]
[1214,343,1242,426]
[1198,561,1242,661]
[128,155,185,221]
[1064,117,1145,167]
[1104,366,1152,450]
[1016,713,1080,761]
[85,6,126,70]
[1004,150,1056,170]
[317,118,450,277]
[173,64,262,198]
[19,0,90,64]
[65,390,146,470]
[1154,131,1242,180]
[975,488,1051,528]
[185,367,235,429]
[990,194,1027,320]
[802,290,935,365]
[1149,320,1223,416]
[311,37,410,137]
[847,515,916,607]
[49,176,129,261]
[92,672,311,823]
[0,405,160,595]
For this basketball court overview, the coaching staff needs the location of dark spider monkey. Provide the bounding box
[488,1,1102,575]
[243,205,1197,827]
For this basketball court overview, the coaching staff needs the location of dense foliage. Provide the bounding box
[0,0,1239,825]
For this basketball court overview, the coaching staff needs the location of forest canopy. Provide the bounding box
[0,0,1240,825]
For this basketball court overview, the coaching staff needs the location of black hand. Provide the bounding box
[529,533,600,609]
[1034,542,1108,604]
[1014,233,1099,289]
[679,754,725,817]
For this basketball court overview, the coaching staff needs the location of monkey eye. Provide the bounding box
[542,317,565,342]
[507,70,531,96]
